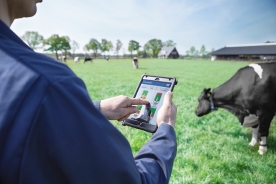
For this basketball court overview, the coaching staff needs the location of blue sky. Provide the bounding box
[11,0,276,55]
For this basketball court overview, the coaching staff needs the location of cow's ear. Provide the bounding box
[204,88,211,93]
[204,88,211,97]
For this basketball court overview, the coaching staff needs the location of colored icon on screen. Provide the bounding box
[134,105,142,116]
[150,108,157,119]
[153,92,162,104]
[141,90,148,99]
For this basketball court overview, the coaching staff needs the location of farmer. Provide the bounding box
[0,0,178,183]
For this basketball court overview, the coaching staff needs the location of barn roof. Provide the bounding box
[211,43,276,55]
[158,46,176,57]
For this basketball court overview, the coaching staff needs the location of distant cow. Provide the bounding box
[132,57,138,69]
[74,57,80,63]
[84,57,93,63]
[195,63,276,155]
[58,56,67,62]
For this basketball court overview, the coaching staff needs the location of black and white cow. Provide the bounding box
[84,57,93,63]
[132,57,138,69]
[195,63,276,155]
[58,56,67,62]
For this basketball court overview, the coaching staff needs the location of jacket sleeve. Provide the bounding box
[92,92,177,184]
[20,77,142,184]
[93,100,101,111]
[135,124,177,184]
[20,76,177,184]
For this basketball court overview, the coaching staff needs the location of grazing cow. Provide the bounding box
[132,57,138,69]
[58,56,66,62]
[74,57,80,63]
[195,63,276,155]
[84,57,93,63]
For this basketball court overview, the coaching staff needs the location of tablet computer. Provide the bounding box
[122,74,177,133]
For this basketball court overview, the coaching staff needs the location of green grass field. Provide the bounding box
[67,58,276,184]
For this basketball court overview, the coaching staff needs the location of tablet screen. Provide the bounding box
[128,79,172,125]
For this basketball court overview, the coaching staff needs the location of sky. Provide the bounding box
[11,0,276,55]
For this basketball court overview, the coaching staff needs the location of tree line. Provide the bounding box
[21,31,213,60]
[185,45,214,59]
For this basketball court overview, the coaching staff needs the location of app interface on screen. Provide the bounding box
[128,79,172,125]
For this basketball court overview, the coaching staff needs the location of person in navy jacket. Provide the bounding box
[0,0,178,183]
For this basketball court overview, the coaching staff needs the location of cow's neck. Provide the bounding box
[212,83,248,123]
[212,85,237,104]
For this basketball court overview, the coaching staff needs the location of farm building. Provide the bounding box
[158,46,179,59]
[211,43,276,61]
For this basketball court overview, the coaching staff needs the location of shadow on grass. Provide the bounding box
[212,127,276,153]
[267,135,276,153]
[135,68,148,70]
[212,127,247,138]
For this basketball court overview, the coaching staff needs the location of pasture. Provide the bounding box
[67,58,276,184]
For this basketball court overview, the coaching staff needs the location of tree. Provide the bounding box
[62,36,71,57]
[21,31,44,50]
[100,39,108,57]
[137,50,148,58]
[84,39,100,58]
[144,39,163,58]
[185,46,197,59]
[194,50,199,58]
[162,40,176,47]
[43,34,71,60]
[115,40,123,58]
[208,48,215,59]
[128,40,140,58]
[71,40,79,58]
[83,44,90,53]
[200,45,207,59]
[107,41,114,56]
[185,50,190,57]
[189,46,196,58]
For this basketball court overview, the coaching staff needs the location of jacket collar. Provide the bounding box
[0,20,32,50]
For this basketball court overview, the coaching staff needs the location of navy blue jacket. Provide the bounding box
[0,20,177,184]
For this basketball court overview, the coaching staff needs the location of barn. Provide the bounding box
[158,46,179,59]
[211,43,276,62]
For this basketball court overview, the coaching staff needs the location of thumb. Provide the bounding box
[163,91,173,106]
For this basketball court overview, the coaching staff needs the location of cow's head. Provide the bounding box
[195,88,214,117]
